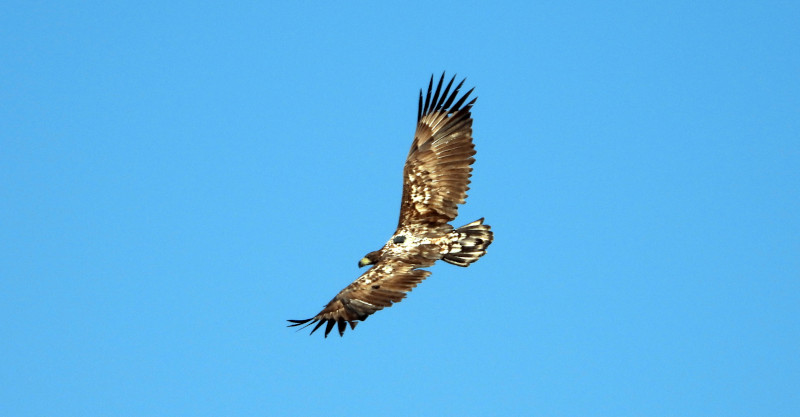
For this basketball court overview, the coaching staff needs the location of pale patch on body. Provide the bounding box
[381,227,462,261]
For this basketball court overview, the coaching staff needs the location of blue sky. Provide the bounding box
[2,1,798,416]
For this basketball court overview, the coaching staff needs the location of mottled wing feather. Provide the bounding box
[399,73,477,228]
[287,259,432,337]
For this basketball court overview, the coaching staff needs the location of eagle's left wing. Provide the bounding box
[288,259,432,337]
[397,73,477,228]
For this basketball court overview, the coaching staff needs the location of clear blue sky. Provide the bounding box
[2,1,798,416]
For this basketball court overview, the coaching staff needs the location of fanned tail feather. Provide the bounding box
[442,218,493,267]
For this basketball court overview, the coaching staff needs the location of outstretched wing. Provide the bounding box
[288,260,432,337]
[398,73,477,228]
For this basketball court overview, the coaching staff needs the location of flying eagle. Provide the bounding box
[288,73,493,337]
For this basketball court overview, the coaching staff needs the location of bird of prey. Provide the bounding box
[288,73,493,337]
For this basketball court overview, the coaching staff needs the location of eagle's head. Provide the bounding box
[358,250,381,268]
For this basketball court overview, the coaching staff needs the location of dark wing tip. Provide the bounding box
[419,72,474,119]
[287,318,354,337]
[287,318,315,330]
[422,74,435,120]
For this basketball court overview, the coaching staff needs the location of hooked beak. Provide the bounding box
[358,257,372,268]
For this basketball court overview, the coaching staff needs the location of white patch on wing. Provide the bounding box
[351,299,376,308]
[411,188,429,204]
[360,270,379,285]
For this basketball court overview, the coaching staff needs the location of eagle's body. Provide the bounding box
[288,74,493,337]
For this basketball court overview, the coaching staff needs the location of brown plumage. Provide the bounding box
[288,73,493,337]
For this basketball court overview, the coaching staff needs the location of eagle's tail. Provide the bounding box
[443,218,493,267]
